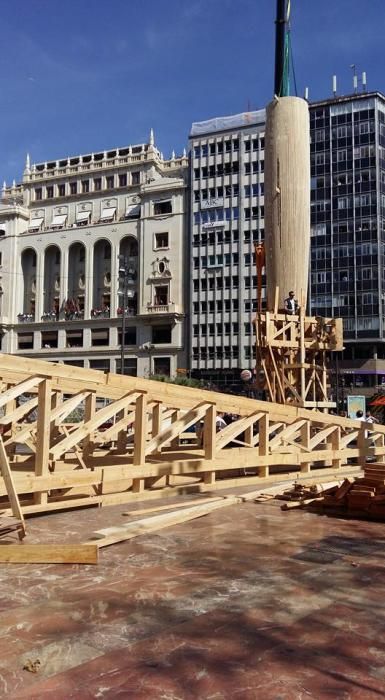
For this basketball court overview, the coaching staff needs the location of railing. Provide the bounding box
[146,303,175,313]
[117,307,137,317]
[41,312,59,322]
[17,314,35,323]
[90,309,110,318]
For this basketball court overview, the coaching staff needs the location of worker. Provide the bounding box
[284,291,299,315]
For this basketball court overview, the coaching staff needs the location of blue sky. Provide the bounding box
[1,0,384,183]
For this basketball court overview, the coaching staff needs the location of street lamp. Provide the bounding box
[118,256,135,375]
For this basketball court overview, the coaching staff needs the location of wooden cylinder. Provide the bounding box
[264,96,310,311]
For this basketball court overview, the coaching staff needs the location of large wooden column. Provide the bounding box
[264,96,310,311]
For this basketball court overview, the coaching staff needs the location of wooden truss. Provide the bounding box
[0,352,381,516]
[255,309,343,408]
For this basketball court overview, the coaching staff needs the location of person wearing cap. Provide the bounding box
[284,291,299,315]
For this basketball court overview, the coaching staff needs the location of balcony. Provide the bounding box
[90,308,110,319]
[17,313,35,323]
[146,303,180,314]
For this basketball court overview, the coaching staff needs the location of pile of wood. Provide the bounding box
[302,463,385,520]
[277,480,341,510]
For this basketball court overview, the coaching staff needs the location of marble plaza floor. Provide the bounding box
[0,491,385,699]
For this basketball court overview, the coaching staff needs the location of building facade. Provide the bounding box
[0,134,188,377]
[189,111,266,388]
[309,91,385,396]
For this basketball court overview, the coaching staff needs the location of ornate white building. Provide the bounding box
[0,132,188,377]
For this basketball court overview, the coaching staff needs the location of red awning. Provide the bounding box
[370,396,385,406]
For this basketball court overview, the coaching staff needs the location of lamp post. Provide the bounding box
[118,256,135,375]
[119,257,128,375]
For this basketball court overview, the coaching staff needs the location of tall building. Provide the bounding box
[309,91,385,397]
[189,111,266,387]
[0,134,188,377]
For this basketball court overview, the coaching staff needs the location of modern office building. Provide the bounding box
[0,133,188,377]
[309,91,385,396]
[189,110,266,387]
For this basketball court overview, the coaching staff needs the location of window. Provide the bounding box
[119,174,127,187]
[132,171,140,185]
[66,330,83,348]
[41,331,58,349]
[152,325,172,343]
[58,184,65,197]
[338,197,348,210]
[91,329,109,346]
[116,358,137,376]
[70,182,77,195]
[46,186,54,199]
[100,206,116,223]
[153,357,170,377]
[35,188,42,201]
[154,232,169,249]
[154,285,168,305]
[82,180,89,193]
[106,176,114,189]
[18,333,33,350]
[94,178,102,191]
[154,200,172,215]
[315,153,324,165]
[359,121,370,135]
[337,150,347,162]
[118,327,137,345]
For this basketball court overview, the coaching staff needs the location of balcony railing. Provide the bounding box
[146,303,178,314]
[90,308,110,318]
[17,313,35,323]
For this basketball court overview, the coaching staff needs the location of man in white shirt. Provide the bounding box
[216,414,227,432]
[284,291,299,315]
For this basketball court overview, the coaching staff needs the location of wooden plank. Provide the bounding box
[122,495,224,517]
[269,419,307,449]
[0,544,98,564]
[133,393,147,465]
[0,437,25,538]
[0,397,39,427]
[204,405,216,459]
[85,496,241,548]
[34,379,52,506]
[0,377,44,411]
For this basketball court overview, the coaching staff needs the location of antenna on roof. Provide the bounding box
[362,71,367,92]
[350,64,358,93]
[332,75,337,97]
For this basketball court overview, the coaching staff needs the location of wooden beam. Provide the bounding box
[133,393,147,466]
[0,544,98,564]
[35,379,52,505]
[0,377,44,410]
[203,405,216,460]
[0,397,38,427]
[85,496,241,548]
[0,437,25,538]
